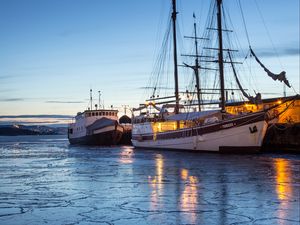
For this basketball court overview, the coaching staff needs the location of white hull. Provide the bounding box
[68,109,123,145]
[132,118,268,152]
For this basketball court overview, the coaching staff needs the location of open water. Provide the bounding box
[0,135,299,225]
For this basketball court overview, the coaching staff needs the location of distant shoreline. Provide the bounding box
[0,125,67,136]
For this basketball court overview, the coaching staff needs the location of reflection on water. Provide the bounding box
[274,158,292,200]
[148,154,164,211]
[180,169,199,224]
[148,158,200,224]
[274,158,293,220]
[119,146,134,164]
[181,168,188,180]
[0,135,299,225]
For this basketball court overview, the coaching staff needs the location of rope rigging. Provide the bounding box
[237,0,292,92]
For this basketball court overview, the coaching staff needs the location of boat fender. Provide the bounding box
[193,136,197,149]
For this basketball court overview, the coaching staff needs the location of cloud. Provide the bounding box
[0,98,24,102]
[0,75,12,80]
[283,48,300,56]
[0,89,16,93]
[251,47,299,57]
[139,86,174,90]
[0,115,72,119]
[45,100,84,104]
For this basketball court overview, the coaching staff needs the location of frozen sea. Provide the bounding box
[0,135,299,225]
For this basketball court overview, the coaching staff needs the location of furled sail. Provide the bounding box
[250,48,291,88]
[228,51,261,104]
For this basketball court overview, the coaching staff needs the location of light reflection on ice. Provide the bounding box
[0,136,299,225]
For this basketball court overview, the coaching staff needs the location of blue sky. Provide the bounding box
[0,0,299,120]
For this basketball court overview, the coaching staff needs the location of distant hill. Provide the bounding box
[0,125,67,136]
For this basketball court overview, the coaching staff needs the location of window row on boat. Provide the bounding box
[85,111,118,117]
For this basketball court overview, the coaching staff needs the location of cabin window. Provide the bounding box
[92,112,95,116]
[68,128,73,134]
[96,112,98,116]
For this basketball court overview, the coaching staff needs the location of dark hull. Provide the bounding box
[263,122,300,152]
[118,130,132,145]
[68,129,123,146]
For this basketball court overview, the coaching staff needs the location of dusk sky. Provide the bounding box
[0,0,299,124]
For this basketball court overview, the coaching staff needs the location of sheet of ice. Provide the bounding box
[0,135,299,225]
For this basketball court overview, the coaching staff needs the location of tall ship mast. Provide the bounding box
[171,0,180,115]
[131,0,296,152]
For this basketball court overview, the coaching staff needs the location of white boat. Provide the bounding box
[68,90,124,145]
[132,106,268,152]
[68,109,124,145]
[131,0,293,152]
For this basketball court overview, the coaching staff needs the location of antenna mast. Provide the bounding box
[172,0,180,114]
[90,89,93,111]
[98,91,101,109]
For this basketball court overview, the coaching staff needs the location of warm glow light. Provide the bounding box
[148,154,164,211]
[158,122,162,132]
[180,169,199,224]
[277,100,282,104]
[273,158,293,220]
[153,132,157,141]
[274,159,291,200]
[181,168,188,180]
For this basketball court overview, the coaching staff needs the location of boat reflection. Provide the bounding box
[180,168,199,224]
[148,154,164,210]
[273,158,293,220]
[118,146,134,164]
[274,158,292,200]
[148,158,200,223]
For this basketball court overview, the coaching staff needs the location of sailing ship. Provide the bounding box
[68,90,124,145]
[131,0,297,152]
